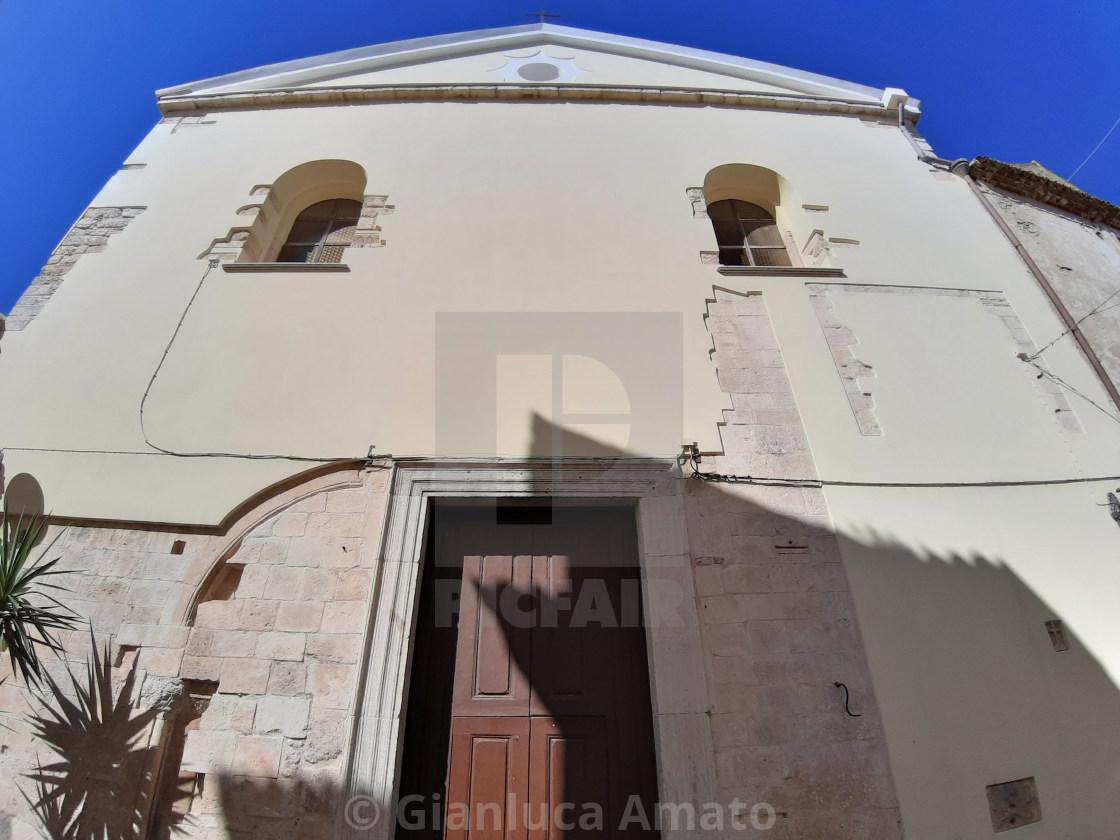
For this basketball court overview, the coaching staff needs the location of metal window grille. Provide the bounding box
[707,198,792,267]
[277,198,362,264]
[1045,619,1069,652]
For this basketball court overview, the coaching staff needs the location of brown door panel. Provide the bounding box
[527,717,611,840]
[445,716,531,840]
[454,555,533,716]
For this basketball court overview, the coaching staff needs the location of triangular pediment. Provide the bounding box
[158,24,901,108]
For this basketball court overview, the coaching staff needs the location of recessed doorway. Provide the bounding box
[396,504,660,840]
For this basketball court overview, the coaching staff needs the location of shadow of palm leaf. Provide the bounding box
[21,632,160,840]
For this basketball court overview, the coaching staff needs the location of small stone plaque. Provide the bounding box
[986,777,1041,833]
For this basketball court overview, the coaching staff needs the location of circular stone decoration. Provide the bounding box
[496,52,583,83]
[517,62,561,82]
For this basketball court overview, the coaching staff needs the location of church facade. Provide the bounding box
[1,24,1119,840]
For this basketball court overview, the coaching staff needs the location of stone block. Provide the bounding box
[254,695,311,738]
[195,600,243,630]
[136,647,184,677]
[271,513,309,537]
[704,622,750,657]
[256,631,307,661]
[746,620,791,656]
[721,563,771,594]
[305,633,362,663]
[304,709,348,764]
[290,494,327,514]
[77,577,130,603]
[236,565,270,599]
[692,563,724,597]
[264,567,304,600]
[181,655,223,681]
[325,490,367,513]
[700,594,746,625]
[308,663,355,709]
[187,628,214,656]
[241,600,281,631]
[334,569,371,601]
[256,539,290,565]
[181,730,237,774]
[220,658,271,695]
[211,630,258,658]
[268,661,309,696]
[739,593,798,621]
[306,513,365,538]
[286,537,325,568]
[229,697,259,733]
[320,601,365,634]
[127,579,173,607]
[298,568,337,600]
[276,602,324,633]
[143,555,189,582]
[231,735,283,777]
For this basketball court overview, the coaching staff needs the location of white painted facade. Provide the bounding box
[1,24,1119,840]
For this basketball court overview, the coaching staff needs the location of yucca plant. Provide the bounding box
[0,501,80,682]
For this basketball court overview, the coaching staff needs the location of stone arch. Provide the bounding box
[199,159,393,264]
[170,464,371,627]
[702,163,786,214]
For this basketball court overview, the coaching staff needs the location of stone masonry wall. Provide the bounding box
[691,288,903,840]
[6,207,145,330]
[0,466,389,840]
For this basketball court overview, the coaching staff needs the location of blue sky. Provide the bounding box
[1,0,1118,313]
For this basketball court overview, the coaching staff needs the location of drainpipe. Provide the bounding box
[895,115,1120,416]
[962,174,1120,416]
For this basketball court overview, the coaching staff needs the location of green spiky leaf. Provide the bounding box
[0,500,80,682]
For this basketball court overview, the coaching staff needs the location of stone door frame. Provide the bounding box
[335,458,718,840]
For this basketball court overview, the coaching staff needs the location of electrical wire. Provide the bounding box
[685,453,1120,489]
[136,259,366,464]
[1068,112,1120,182]
[1022,359,1120,426]
[7,256,1120,485]
[1027,284,1120,361]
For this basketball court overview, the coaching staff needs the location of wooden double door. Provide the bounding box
[397,507,659,840]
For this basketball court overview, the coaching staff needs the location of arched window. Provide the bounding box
[277,198,363,264]
[707,199,791,267]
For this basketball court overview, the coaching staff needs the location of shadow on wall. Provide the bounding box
[21,634,159,840]
[6,417,1120,838]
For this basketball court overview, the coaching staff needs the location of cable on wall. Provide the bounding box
[1020,357,1120,426]
[684,452,1120,490]
[136,258,367,464]
[1026,284,1120,362]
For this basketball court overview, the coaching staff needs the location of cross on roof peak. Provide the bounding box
[526,8,560,23]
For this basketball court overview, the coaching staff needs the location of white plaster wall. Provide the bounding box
[8,99,1116,523]
[828,481,1120,839]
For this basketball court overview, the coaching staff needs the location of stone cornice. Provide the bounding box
[157,82,902,120]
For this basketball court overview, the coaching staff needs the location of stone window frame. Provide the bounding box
[199,159,393,273]
[334,458,717,840]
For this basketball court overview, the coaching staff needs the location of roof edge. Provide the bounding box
[970,156,1120,231]
[156,23,896,106]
